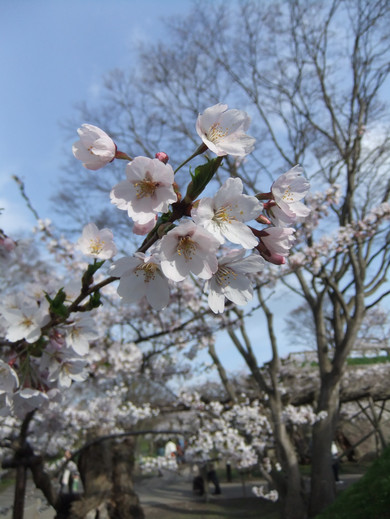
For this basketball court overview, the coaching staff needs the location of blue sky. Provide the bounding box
[0,0,190,233]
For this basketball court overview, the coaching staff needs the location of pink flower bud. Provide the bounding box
[256,214,272,225]
[155,152,169,164]
[256,242,286,265]
[0,235,16,252]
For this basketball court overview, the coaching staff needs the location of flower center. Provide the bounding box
[21,316,34,328]
[89,238,105,255]
[135,262,158,283]
[176,236,197,261]
[134,173,159,199]
[207,122,229,143]
[215,266,237,287]
[282,185,294,203]
[87,145,96,156]
[213,204,236,224]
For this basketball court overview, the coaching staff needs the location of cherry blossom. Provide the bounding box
[72,124,116,170]
[191,177,262,248]
[76,222,117,260]
[196,103,256,157]
[40,346,88,389]
[0,296,50,343]
[0,231,16,253]
[110,156,177,225]
[158,221,220,282]
[64,314,99,356]
[205,249,264,314]
[133,216,157,236]
[253,227,296,265]
[252,486,279,502]
[265,166,310,226]
[111,253,170,310]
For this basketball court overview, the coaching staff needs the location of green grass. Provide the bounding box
[0,475,13,492]
[309,355,390,368]
[315,446,390,519]
[346,355,390,365]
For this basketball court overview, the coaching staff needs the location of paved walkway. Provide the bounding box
[0,470,362,518]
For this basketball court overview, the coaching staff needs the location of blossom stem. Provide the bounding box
[115,150,133,161]
[255,191,273,200]
[173,143,208,174]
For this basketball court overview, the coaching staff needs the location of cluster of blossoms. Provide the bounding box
[0,102,310,419]
[139,455,178,476]
[252,485,279,502]
[282,404,328,426]
[290,200,390,273]
[73,103,310,314]
[177,392,273,471]
[0,288,101,416]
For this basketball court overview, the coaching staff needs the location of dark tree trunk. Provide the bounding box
[309,379,340,517]
[57,437,144,519]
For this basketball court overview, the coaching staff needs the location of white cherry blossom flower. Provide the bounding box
[111,253,170,310]
[266,165,310,226]
[205,249,264,313]
[64,314,99,356]
[196,103,256,157]
[41,349,89,389]
[1,297,50,343]
[110,156,177,225]
[72,124,116,170]
[158,221,220,282]
[76,222,117,260]
[192,177,262,248]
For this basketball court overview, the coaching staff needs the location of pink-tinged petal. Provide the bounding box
[133,217,157,235]
[73,124,116,170]
[196,103,255,157]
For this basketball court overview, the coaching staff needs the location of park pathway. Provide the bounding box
[0,469,362,518]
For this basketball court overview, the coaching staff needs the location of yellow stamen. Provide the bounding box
[134,173,159,199]
[216,266,237,287]
[22,317,34,328]
[89,238,105,255]
[207,122,229,143]
[135,262,158,282]
[213,204,237,224]
[177,235,197,261]
[282,185,294,203]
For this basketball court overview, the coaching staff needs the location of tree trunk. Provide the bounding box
[309,378,340,517]
[64,437,144,519]
[269,395,307,519]
[13,464,27,519]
